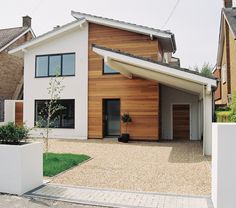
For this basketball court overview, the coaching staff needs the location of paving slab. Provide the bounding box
[25,184,214,208]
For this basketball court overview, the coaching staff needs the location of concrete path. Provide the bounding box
[25,184,214,208]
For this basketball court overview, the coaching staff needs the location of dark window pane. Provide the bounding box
[49,55,61,76]
[104,64,118,74]
[35,99,75,128]
[63,54,75,75]
[36,56,48,77]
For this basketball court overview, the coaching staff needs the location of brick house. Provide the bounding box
[213,0,236,105]
[0,16,35,121]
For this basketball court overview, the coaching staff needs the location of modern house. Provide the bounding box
[10,11,217,155]
[214,0,236,106]
[0,16,34,122]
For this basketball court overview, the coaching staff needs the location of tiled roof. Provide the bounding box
[92,44,216,80]
[0,26,28,50]
[223,8,236,38]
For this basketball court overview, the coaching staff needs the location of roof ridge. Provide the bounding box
[71,11,173,35]
[0,26,28,31]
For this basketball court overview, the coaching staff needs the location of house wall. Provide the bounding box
[24,24,88,139]
[213,68,221,101]
[0,31,33,121]
[229,27,236,96]
[217,19,236,105]
[88,23,161,140]
[161,85,199,140]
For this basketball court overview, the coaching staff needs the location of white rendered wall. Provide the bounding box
[212,123,236,208]
[161,85,199,140]
[24,24,88,139]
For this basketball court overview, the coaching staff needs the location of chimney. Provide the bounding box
[223,0,232,8]
[22,15,31,27]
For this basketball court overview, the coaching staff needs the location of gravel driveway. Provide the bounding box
[44,139,211,196]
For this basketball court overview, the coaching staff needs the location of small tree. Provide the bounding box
[121,113,132,134]
[36,72,65,153]
[192,63,213,77]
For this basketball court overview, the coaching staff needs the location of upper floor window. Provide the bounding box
[35,53,75,77]
[103,60,119,74]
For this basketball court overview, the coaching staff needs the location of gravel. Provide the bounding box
[42,139,211,196]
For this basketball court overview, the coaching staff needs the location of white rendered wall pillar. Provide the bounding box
[212,123,236,208]
[203,87,213,155]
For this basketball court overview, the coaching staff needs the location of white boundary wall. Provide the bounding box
[212,123,236,208]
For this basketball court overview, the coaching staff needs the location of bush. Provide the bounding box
[0,122,30,145]
[216,111,232,122]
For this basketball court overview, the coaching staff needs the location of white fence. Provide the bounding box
[212,123,236,208]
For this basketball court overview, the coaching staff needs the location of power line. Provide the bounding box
[161,0,181,29]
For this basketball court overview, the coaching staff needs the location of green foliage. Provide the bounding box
[121,113,132,133]
[192,63,213,77]
[216,111,232,122]
[43,153,90,177]
[230,92,236,122]
[0,122,29,144]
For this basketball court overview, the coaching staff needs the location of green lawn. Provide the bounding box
[43,153,90,177]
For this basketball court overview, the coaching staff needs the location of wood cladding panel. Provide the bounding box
[88,23,161,140]
[15,102,23,126]
[172,105,190,140]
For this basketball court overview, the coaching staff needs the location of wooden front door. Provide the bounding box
[172,104,190,140]
[15,102,23,126]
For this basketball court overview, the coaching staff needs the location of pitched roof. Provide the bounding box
[92,44,216,80]
[71,11,176,53]
[223,7,236,39]
[0,27,29,50]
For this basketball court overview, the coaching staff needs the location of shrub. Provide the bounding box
[0,122,30,145]
[216,111,232,122]
[121,113,132,134]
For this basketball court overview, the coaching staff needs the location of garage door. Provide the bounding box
[172,104,190,140]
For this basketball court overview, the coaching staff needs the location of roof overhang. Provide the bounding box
[72,11,176,53]
[92,45,217,95]
[9,19,86,57]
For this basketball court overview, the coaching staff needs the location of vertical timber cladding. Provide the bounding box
[88,23,161,140]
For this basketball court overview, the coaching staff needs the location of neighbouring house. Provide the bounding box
[9,11,217,155]
[213,0,236,106]
[0,16,35,122]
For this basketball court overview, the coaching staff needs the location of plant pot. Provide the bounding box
[118,134,129,143]
[0,142,43,195]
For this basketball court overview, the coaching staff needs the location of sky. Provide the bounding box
[0,0,234,68]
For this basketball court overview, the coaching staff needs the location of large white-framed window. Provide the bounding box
[35,53,75,77]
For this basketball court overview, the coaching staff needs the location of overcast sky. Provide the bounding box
[0,0,234,68]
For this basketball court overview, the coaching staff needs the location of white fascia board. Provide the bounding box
[216,14,225,67]
[9,19,86,55]
[72,12,171,39]
[93,47,217,88]
[0,28,35,53]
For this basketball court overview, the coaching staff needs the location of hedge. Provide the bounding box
[216,111,232,122]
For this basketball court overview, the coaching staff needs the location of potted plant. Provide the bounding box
[118,113,132,143]
[0,122,43,195]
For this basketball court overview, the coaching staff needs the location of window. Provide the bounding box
[103,60,119,74]
[222,64,227,84]
[35,53,75,77]
[35,99,75,128]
